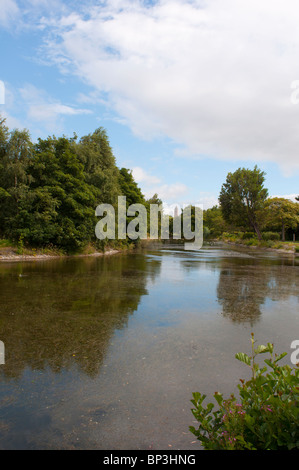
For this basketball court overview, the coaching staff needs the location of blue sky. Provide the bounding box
[1,0,299,210]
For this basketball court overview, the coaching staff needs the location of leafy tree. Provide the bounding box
[146,193,162,207]
[76,127,120,205]
[219,166,268,240]
[203,205,228,236]
[145,193,163,237]
[0,116,9,158]
[0,123,33,238]
[117,168,146,241]
[27,135,98,250]
[0,118,10,212]
[0,117,151,252]
[264,197,299,241]
[118,168,145,206]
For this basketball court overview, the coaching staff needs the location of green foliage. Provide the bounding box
[261,231,280,241]
[17,234,24,255]
[118,168,145,206]
[263,197,299,242]
[244,238,258,246]
[203,205,228,237]
[0,116,150,253]
[219,166,268,240]
[242,231,257,239]
[0,238,11,247]
[203,226,211,239]
[190,334,299,450]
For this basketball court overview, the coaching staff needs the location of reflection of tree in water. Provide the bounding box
[266,265,299,303]
[0,253,161,378]
[217,258,299,324]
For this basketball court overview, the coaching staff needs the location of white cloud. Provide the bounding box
[145,182,188,203]
[34,1,299,172]
[132,166,161,185]
[1,109,23,131]
[197,193,219,210]
[131,165,188,204]
[19,83,91,131]
[0,0,20,27]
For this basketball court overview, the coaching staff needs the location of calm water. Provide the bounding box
[0,244,298,450]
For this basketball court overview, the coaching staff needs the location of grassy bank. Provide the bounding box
[0,238,128,261]
[218,232,299,254]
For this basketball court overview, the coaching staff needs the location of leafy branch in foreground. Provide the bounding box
[190,334,299,450]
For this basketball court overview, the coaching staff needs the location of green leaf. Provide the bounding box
[254,344,269,354]
[235,352,251,366]
[214,392,223,406]
[267,343,274,354]
[274,352,287,363]
[264,359,276,369]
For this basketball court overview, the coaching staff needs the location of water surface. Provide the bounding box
[0,245,298,449]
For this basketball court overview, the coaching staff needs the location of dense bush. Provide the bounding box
[242,232,257,239]
[190,334,299,450]
[262,231,280,241]
[203,226,211,239]
[244,238,258,246]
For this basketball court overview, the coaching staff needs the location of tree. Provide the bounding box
[145,193,163,238]
[203,205,228,236]
[0,124,33,238]
[0,117,150,252]
[76,127,120,205]
[27,135,98,250]
[146,193,162,207]
[118,168,145,206]
[219,166,268,240]
[264,197,299,241]
[0,117,10,221]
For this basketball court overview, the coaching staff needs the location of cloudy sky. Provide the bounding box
[1,0,299,208]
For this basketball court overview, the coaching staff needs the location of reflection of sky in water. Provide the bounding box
[0,246,298,449]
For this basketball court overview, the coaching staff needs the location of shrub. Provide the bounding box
[17,234,24,255]
[295,246,299,253]
[203,226,211,239]
[190,334,299,450]
[244,238,258,246]
[272,242,283,249]
[242,232,257,239]
[262,232,280,241]
[260,240,274,248]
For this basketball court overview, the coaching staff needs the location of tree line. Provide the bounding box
[0,117,153,253]
[1,116,298,250]
[206,165,299,242]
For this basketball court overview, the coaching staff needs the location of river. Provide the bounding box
[0,244,298,449]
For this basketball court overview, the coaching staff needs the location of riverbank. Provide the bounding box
[218,239,299,255]
[0,242,122,262]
